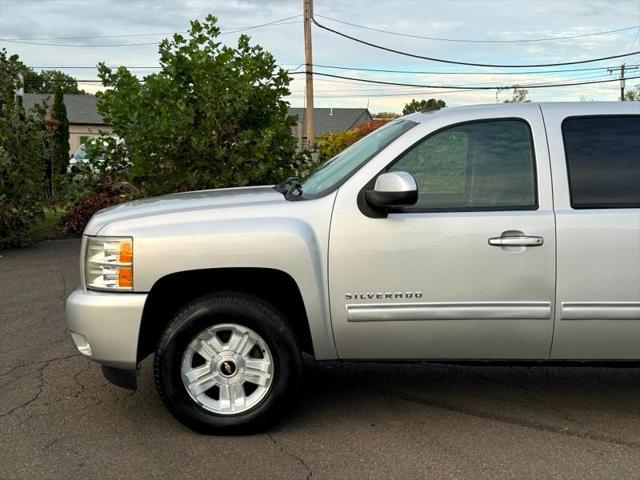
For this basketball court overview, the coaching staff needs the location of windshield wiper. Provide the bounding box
[274,176,303,199]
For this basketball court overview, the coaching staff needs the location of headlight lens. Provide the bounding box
[85,236,134,291]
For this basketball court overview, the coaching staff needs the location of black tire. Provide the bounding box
[154,292,301,434]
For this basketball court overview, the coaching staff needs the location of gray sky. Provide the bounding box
[1,0,639,112]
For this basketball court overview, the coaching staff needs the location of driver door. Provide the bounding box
[328,108,555,359]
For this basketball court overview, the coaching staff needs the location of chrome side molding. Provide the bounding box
[561,302,640,320]
[346,302,552,322]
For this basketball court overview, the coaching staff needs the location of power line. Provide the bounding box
[310,63,640,76]
[627,28,640,54]
[290,71,621,89]
[289,70,640,90]
[315,14,640,44]
[69,71,618,87]
[288,81,624,97]
[312,16,640,68]
[71,71,624,88]
[29,63,640,79]
[30,66,162,69]
[1,14,301,40]
[0,39,160,47]
[2,32,185,41]
[0,16,301,47]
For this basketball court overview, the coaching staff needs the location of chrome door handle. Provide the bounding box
[488,235,543,247]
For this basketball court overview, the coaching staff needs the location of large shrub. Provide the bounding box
[316,119,389,161]
[71,135,133,191]
[0,49,46,248]
[58,192,121,235]
[97,15,299,196]
[59,134,135,234]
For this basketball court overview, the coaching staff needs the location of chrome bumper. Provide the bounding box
[66,289,147,370]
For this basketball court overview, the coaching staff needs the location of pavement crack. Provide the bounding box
[0,353,81,379]
[266,432,313,479]
[70,362,93,399]
[0,365,45,418]
[0,353,83,418]
[375,389,640,450]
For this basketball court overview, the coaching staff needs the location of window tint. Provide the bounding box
[389,119,536,211]
[562,116,640,209]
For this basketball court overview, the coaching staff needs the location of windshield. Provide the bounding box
[300,119,417,198]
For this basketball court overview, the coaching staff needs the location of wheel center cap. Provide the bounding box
[219,360,237,377]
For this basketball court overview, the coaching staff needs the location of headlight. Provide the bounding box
[85,236,134,291]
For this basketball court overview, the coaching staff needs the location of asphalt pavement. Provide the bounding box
[1,238,639,479]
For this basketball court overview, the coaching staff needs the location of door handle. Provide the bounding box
[488,235,543,247]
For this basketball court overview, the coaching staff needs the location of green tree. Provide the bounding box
[49,87,70,178]
[0,49,46,248]
[402,98,446,115]
[497,86,530,103]
[97,15,298,195]
[372,111,400,119]
[623,84,639,101]
[23,69,85,94]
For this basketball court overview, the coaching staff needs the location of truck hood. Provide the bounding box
[85,186,285,235]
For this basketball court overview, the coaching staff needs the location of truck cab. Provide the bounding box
[66,102,640,433]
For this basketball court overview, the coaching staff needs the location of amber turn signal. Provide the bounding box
[119,241,133,263]
[118,267,133,288]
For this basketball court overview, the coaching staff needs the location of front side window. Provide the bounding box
[562,115,640,209]
[301,119,417,198]
[388,119,536,211]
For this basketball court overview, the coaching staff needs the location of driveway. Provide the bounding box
[1,239,639,479]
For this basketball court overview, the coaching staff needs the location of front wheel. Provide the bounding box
[154,293,301,434]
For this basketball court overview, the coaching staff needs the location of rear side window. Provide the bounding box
[562,115,640,209]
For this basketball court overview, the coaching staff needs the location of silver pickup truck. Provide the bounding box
[66,102,640,433]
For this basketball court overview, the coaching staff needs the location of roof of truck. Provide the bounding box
[404,101,639,123]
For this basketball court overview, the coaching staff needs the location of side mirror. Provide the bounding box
[364,171,418,210]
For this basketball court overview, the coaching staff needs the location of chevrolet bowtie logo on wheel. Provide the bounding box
[221,361,236,376]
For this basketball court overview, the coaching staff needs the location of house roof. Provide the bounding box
[288,107,372,136]
[21,93,106,125]
[18,96,371,133]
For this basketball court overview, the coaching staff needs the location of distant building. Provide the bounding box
[288,107,372,149]
[22,93,111,155]
[20,95,372,154]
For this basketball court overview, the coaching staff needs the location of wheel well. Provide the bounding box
[137,268,314,362]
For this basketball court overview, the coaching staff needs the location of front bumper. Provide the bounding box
[66,289,147,371]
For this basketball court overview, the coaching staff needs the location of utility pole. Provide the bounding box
[608,63,639,101]
[303,0,315,147]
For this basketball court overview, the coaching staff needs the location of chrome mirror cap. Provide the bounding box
[374,171,418,193]
[365,171,418,211]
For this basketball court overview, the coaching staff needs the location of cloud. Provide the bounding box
[1,0,637,112]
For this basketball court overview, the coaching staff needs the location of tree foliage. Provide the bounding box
[58,192,122,235]
[498,86,530,103]
[49,87,70,177]
[23,69,85,94]
[316,119,389,160]
[372,111,400,119]
[402,98,446,115]
[59,135,135,234]
[623,84,639,101]
[96,15,299,196]
[73,135,133,192]
[0,49,46,248]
